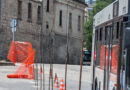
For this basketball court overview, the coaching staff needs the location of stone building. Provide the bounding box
[0,0,87,64]
[42,0,87,64]
[0,0,42,61]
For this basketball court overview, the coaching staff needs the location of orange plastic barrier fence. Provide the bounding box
[100,45,119,74]
[7,41,35,79]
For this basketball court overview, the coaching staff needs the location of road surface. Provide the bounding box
[0,64,92,90]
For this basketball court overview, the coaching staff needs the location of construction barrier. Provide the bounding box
[100,45,119,74]
[54,77,59,88]
[54,73,59,88]
[7,41,35,79]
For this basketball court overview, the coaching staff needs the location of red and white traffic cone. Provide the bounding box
[54,77,59,88]
[39,67,43,74]
[59,79,65,90]
[54,73,58,83]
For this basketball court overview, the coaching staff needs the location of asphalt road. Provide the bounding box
[0,64,92,90]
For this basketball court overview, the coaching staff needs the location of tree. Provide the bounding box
[84,0,115,50]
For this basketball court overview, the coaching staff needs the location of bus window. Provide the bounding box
[116,22,119,39]
[96,29,98,41]
[100,28,103,41]
[105,27,107,40]
[112,25,114,40]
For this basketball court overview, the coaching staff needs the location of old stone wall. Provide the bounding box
[0,0,87,64]
[53,33,82,64]
[54,1,84,39]
[0,0,41,61]
[42,33,82,65]
[42,0,86,64]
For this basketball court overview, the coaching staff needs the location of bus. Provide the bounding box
[91,0,130,90]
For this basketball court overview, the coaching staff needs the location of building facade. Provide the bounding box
[42,0,87,64]
[0,0,87,64]
[0,0,42,61]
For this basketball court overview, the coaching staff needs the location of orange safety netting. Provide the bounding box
[7,41,35,79]
[100,45,119,74]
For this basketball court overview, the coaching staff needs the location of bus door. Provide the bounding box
[103,26,113,90]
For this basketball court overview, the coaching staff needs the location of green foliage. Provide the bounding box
[84,0,115,50]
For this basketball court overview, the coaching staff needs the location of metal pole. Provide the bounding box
[106,27,112,90]
[49,66,51,90]
[48,0,55,90]
[13,30,15,41]
[50,39,53,90]
[40,29,43,90]
[41,0,45,90]
[103,28,108,90]
[117,22,123,90]
[103,41,107,90]
[79,40,84,90]
[36,59,39,90]
[51,39,53,90]
[65,1,69,90]
[48,37,51,90]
